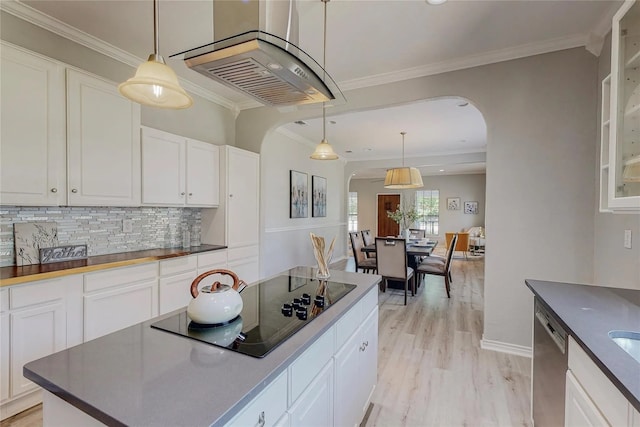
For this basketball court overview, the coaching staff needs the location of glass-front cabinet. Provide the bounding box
[609,0,640,210]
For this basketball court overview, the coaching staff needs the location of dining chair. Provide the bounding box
[375,237,415,305]
[416,233,457,298]
[408,228,425,239]
[349,231,377,274]
[361,229,376,258]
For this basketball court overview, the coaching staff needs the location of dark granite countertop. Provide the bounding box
[525,279,640,412]
[0,244,226,287]
[24,267,381,427]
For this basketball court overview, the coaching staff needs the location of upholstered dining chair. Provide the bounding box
[375,237,415,305]
[416,233,457,298]
[361,229,376,258]
[349,231,377,273]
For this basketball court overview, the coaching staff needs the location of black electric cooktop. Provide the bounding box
[151,273,356,358]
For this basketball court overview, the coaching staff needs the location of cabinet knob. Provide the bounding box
[188,193,193,197]
[50,188,57,193]
[71,188,78,193]
[258,411,265,427]
[180,192,185,196]
[229,194,233,198]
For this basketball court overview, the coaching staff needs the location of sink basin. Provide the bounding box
[609,330,640,363]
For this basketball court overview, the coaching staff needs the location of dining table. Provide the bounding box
[361,239,438,270]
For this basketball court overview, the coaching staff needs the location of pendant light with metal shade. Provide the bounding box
[310,0,339,160]
[384,132,424,189]
[118,0,193,109]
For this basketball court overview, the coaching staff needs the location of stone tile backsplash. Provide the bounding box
[0,206,202,267]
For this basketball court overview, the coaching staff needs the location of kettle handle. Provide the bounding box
[190,269,241,298]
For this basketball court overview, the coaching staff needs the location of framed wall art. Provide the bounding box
[447,197,460,210]
[312,175,327,217]
[290,170,308,218]
[464,201,479,214]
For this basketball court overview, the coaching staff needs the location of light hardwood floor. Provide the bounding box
[2,251,531,427]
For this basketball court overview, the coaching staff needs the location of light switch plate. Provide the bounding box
[123,219,133,233]
[624,229,632,249]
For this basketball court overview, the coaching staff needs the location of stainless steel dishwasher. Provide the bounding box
[532,298,568,427]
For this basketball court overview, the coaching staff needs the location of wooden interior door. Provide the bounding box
[377,194,400,237]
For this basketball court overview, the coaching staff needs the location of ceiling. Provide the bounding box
[4,0,621,177]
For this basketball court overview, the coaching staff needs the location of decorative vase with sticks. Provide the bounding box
[310,233,335,280]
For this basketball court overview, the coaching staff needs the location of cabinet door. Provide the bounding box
[227,147,259,248]
[141,127,185,205]
[359,307,378,418]
[0,43,66,206]
[565,370,608,427]
[84,280,157,341]
[159,271,197,315]
[288,361,334,427]
[226,371,288,427]
[10,301,66,396]
[186,139,219,207]
[334,328,363,427]
[67,69,141,206]
[1,312,9,402]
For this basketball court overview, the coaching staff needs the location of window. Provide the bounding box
[415,190,439,235]
[348,192,358,232]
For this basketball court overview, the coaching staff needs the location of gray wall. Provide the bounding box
[260,130,346,278]
[236,47,598,350]
[0,11,236,145]
[348,174,486,245]
[594,33,640,290]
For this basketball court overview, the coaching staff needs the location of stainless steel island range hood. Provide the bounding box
[173,0,343,107]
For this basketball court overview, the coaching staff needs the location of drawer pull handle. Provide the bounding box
[50,188,58,193]
[257,411,265,427]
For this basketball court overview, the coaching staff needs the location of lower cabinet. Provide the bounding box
[334,305,378,427]
[226,371,288,427]
[83,263,158,341]
[1,275,83,419]
[288,361,334,427]
[565,336,636,427]
[158,255,198,315]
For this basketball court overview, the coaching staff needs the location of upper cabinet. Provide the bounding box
[141,127,220,207]
[608,0,640,211]
[0,43,66,206]
[67,69,141,206]
[0,43,141,207]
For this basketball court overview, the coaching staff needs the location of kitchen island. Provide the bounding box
[24,267,381,427]
[526,279,640,426]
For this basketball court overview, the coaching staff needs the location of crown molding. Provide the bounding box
[0,0,239,111]
[339,33,588,91]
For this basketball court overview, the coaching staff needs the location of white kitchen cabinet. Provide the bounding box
[608,0,640,210]
[83,263,158,341]
[288,361,334,427]
[66,68,141,206]
[1,290,10,403]
[6,276,82,398]
[566,336,633,426]
[334,288,378,427]
[226,371,288,427]
[158,255,198,315]
[202,146,260,282]
[0,42,66,206]
[141,126,219,207]
[565,370,608,427]
[599,75,613,213]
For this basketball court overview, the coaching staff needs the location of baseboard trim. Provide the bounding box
[0,389,42,420]
[480,337,532,358]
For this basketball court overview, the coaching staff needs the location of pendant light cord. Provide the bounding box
[322,0,328,142]
[401,131,406,167]
[153,0,159,56]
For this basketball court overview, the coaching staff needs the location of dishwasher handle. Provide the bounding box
[536,309,567,354]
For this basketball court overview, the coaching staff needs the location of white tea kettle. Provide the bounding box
[187,269,246,325]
